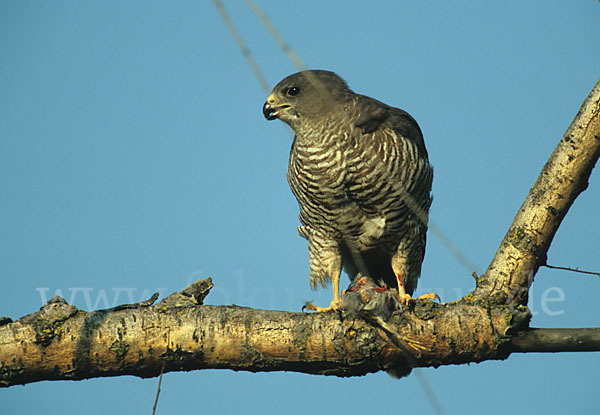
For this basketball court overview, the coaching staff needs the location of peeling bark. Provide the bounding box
[0,281,530,387]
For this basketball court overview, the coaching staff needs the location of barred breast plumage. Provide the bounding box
[263,70,433,311]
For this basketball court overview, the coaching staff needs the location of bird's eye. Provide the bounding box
[286,87,300,96]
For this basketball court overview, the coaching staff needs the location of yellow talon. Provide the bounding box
[417,292,441,302]
[396,291,441,305]
[302,299,341,312]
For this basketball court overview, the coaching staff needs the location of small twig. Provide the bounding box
[107,292,160,312]
[152,361,166,415]
[543,263,600,277]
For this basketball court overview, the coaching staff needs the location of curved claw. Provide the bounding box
[394,291,441,305]
[417,292,441,302]
[302,302,316,312]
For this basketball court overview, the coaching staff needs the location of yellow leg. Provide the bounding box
[303,274,341,312]
[396,273,412,304]
[395,273,440,304]
[332,274,340,303]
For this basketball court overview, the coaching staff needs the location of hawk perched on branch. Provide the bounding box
[263,70,434,311]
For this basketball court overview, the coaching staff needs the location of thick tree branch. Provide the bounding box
[0,283,529,387]
[1,80,599,387]
[0,282,597,387]
[476,78,600,304]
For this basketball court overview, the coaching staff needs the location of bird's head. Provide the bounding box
[262,70,351,129]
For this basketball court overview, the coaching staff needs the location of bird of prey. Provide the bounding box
[263,70,434,311]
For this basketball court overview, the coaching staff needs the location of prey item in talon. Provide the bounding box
[340,275,402,321]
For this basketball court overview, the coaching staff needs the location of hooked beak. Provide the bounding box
[263,101,278,120]
[262,93,289,121]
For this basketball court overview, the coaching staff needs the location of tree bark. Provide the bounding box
[0,284,530,386]
[1,78,599,388]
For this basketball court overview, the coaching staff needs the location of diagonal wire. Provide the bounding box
[401,193,482,275]
[216,2,449,413]
[414,369,444,415]
[244,0,307,72]
[365,313,444,415]
[243,0,481,279]
[213,0,294,137]
[213,0,271,94]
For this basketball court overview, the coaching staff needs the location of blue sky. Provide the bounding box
[1,1,599,413]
